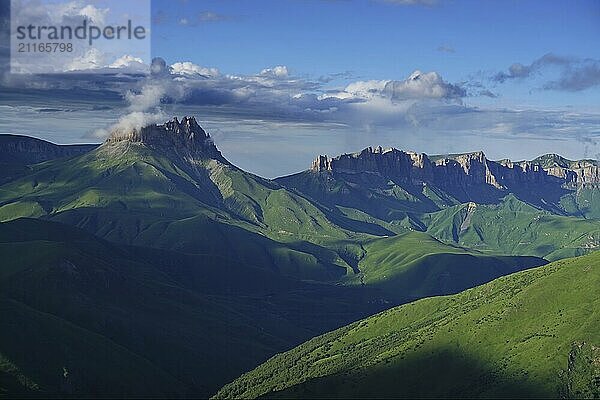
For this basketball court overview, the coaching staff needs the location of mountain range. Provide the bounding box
[278,146,600,260]
[0,116,598,398]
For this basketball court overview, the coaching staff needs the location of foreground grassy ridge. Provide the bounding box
[216,251,600,398]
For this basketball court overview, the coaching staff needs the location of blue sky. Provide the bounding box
[153,1,599,75]
[1,0,600,177]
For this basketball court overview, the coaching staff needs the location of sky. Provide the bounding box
[1,0,600,178]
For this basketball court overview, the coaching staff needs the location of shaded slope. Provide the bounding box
[0,218,385,397]
[0,134,97,165]
[216,251,600,399]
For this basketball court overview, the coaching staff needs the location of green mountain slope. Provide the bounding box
[0,134,97,187]
[279,174,600,260]
[216,251,600,399]
[0,118,360,281]
[349,231,545,302]
[0,218,385,397]
[0,217,546,397]
[277,148,600,259]
[424,195,600,260]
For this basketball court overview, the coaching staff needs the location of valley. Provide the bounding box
[0,117,597,398]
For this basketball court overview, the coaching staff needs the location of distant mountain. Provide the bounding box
[0,134,98,165]
[0,135,97,185]
[277,146,600,258]
[215,250,600,399]
[310,146,599,191]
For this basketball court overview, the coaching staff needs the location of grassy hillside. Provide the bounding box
[425,195,600,260]
[0,142,363,281]
[278,170,600,260]
[0,217,549,397]
[0,218,385,397]
[276,170,447,225]
[216,251,600,399]
[349,231,545,302]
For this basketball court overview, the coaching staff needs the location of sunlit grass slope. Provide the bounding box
[216,251,600,399]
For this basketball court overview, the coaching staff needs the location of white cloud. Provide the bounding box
[93,111,166,139]
[6,53,598,162]
[124,81,171,112]
[384,70,465,100]
[171,62,220,77]
[316,71,464,102]
[260,66,289,78]
[320,80,390,100]
[109,55,145,69]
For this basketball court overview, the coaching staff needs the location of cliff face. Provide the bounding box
[0,135,98,164]
[310,146,599,189]
[105,116,225,162]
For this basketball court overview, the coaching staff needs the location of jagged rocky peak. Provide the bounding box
[105,116,223,159]
[310,146,429,174]
[309,145,600,189]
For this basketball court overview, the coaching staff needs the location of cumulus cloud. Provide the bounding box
[384,70,466,100]
[171,62,220,78]
[91,57,188,138]
[2,60,469,132]
[108,55,146,70]
[8,1,150,74]
[65,48,106,71]
[3,50,597,159]
[260,66,289,78]
[125,83,168,112]
[77,4,109,24]
[316,71,465,104]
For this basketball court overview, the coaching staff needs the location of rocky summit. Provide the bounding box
[310,146,600,189]
[106,116,225,161]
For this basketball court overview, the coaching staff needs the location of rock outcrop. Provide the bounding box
[310,146,599,189]
[105,116,225,161]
